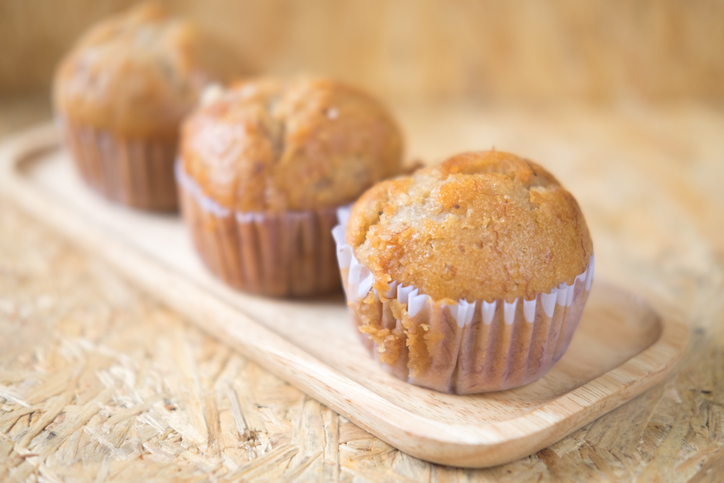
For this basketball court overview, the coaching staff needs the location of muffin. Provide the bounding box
[177,77,404,297]
[53,3,232,210]
[333,151,594,394]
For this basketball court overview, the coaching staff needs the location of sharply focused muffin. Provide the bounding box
[333,150,595,393]
[53,3,233,210]
[177,77,404,297]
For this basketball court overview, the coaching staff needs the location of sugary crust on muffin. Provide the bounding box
[180,78,404,212]
[53,4,224,139]
[346,151,593,302]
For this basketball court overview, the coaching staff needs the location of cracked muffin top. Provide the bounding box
[180,77,404,212]
[346,151,593,302]
[53,3,231,139]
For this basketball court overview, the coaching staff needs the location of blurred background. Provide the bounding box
[1,0,723,106]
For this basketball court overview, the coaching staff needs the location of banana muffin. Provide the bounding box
[178,77,404,297]
[53,3,232,210]
[333,150,594,393]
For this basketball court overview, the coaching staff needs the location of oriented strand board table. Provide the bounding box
[1,96,724,481]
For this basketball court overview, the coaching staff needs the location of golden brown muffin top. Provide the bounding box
[53,3,227,139]
[346,151,593,302]
[180,78,404,212]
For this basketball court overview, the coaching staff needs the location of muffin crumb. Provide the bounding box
[347,151,593,302]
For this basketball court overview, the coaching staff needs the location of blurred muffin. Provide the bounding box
[177,77,404,297]
[53,3,233,210]
[333,151,594,393]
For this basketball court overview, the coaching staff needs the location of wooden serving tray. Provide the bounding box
[0,124,690,468]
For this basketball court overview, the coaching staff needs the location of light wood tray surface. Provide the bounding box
[0,124,689,468]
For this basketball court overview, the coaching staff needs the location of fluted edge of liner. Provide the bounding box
[176,160,342,298]
[57,116,179,211]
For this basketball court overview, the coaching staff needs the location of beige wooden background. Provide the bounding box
[1,0,724,103]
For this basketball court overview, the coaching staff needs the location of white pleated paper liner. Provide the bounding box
[332,206,595,394]
[58,115,179,211]
[175,161,342,297]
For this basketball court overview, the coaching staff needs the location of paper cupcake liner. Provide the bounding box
[57,116,179,211]
[332,207,594,394]
[176,161,342,297]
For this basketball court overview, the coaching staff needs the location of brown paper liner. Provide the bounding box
[339,263,592,395]
[176,163,342,298]
[58,116,178,211]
